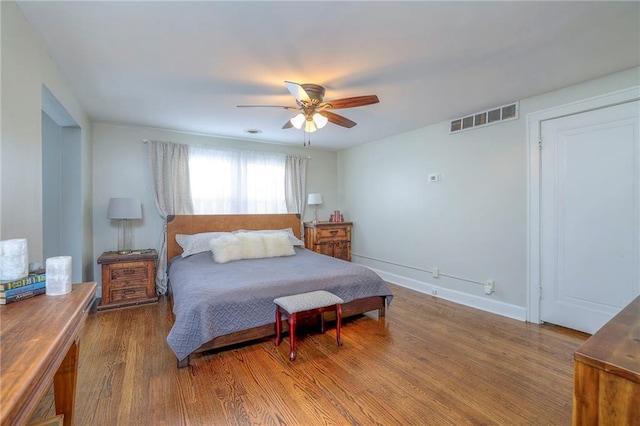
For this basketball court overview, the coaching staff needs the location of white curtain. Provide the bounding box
[285,155,309,235]
[147,141,193,295]
[285,155,309,214]
[189,146,287,214]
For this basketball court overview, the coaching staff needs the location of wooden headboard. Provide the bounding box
[166,214,302,261]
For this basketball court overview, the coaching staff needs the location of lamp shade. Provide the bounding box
[290,113,305,129]
[307,193,323,206]
[107,198,142,220]
[313,112,328,129]
[304,119,317,133]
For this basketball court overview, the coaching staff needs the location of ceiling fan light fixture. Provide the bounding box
[304,119,317,133]
[313,112,328,129]
[290,113,305,129]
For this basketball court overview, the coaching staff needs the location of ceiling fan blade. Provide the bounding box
[237,105,298,110]
[323,111,357,128]
[284,81,311,104]
[321,95,379,109]
[282,120,293,129]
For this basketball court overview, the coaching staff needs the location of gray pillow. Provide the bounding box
[176,232,231,257]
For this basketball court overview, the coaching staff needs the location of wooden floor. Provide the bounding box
[31,284,588,425]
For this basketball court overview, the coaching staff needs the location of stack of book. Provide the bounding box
[0,270,46,305]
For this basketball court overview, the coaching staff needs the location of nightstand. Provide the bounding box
[97,249,158,310]
[304,222,352,261]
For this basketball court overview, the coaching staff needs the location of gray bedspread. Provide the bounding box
[167,247,393,361]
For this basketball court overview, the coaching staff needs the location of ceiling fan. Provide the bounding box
[238,81,379,133]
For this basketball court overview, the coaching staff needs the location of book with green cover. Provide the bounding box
[0,272,46,291]
[0,281,46,297]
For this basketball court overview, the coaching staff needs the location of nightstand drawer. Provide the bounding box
[318,227,348,239]
[109,263,149,282]
[110,286,149,303]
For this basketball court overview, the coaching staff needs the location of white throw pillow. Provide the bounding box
[235,232,266,259]
[262,233,296,257]
[233,228,304,246]
[176,232,231,257]
[209,234,243,263]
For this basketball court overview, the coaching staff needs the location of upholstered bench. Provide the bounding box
[274,290,344,361]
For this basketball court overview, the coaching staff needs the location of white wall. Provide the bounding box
[42,112,63,258]
[92,123,339,294]
[339,67,640,319]
[1,1,93,278]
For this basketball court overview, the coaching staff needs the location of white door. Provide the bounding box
[540,100,640,334]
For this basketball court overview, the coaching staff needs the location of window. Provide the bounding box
[189,146,287,214]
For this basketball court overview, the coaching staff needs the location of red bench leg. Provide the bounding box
[274,306,282,346]
[336,304,343,346]
[289,313,297,361]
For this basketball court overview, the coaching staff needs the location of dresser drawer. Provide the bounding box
[109,262,149,283]
[332,241,351,261]
[318,227,349,240]
[109,286,149,304]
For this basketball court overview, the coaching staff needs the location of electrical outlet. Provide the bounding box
[432,267,440,279]
[431,289,438,296]
[484,280,495,295]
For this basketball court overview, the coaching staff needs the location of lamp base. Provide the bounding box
[117,219,134,255]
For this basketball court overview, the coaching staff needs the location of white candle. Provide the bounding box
[0,239,29,280]
[46,256,72,296]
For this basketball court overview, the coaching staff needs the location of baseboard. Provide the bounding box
[369,267,527,322]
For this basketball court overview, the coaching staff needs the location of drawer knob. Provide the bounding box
[123,289,136,295]
[123,269,136,275]
[330,230,338,235]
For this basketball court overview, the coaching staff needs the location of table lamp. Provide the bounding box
[307,193,323,223]
[107,198,142,254]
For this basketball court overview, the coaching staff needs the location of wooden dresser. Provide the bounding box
[97,250,158,310]
[304,222,352,261]
[572,295,640,425]
[0,282,96,426]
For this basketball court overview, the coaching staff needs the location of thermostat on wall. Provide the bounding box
[428,173,441,183]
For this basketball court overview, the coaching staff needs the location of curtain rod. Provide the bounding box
[141,139,311,159]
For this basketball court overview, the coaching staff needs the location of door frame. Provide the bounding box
[526,86,640,324]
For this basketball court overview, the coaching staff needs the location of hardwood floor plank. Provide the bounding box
[29,284,588,425]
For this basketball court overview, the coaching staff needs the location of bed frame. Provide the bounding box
[166,214,387,367]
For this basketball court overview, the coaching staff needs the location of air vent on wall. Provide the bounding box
[449,102,519,134]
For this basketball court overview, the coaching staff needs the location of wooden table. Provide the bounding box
[0,282,96,426]
[573,295,640,425]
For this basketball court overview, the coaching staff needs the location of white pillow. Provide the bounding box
[209,232,296,263]
[235,232,266,259]
[176,232,232,257]
[233,228,304,246]
[262,233,296,257]
[209,234,243,263]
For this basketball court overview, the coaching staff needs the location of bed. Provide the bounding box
[165,214,393,367]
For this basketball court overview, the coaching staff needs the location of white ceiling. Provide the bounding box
[16,1,640,151]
